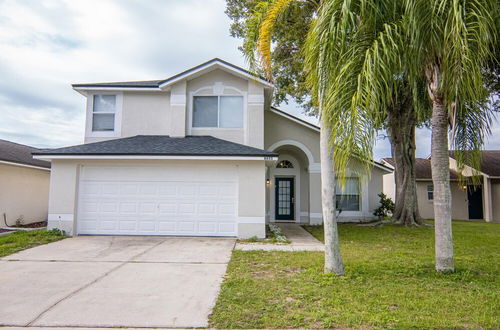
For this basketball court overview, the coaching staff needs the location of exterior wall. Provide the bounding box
[186,69,264,148]
[382,171,396,201]
[368,167,385,212]
[46,159,266,238]
[83,68,266,148]
[264,110,387,224]
[308,172,322,224]
[85,91,170,143]
[491,179,500,222]
[0,163,50,225]
[264,110,320,163]
[416,180,468,220]
[305,161,383,223]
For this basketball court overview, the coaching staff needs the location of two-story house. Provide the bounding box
[34,58,391,238]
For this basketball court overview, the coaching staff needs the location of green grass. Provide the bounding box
[0,229,66,257]
[210,221,500,328]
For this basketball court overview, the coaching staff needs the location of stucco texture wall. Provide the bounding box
[47,159,266,237]
[417,181,468,220]
[186,69,265,148]
[0,163,50,225]
[264,110,320,163]
[491,179,500,221]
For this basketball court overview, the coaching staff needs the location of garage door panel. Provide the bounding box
[120,183,139,195]
[118,221,137,230]
[77,166,238,236]
[158,184,177,196]
[100,202,118,213]
[219,223,236,234]
[198,222,217,233]
[119,202,137,213]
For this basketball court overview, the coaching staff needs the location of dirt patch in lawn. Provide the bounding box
[10,221,47,228]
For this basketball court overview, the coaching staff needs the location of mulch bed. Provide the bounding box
[9,221,47,229]
[0,228,14,233]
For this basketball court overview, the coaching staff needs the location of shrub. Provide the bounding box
[373,193,395,220]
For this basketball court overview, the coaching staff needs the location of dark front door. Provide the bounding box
[275,177,295,221]
[467,185,484,219]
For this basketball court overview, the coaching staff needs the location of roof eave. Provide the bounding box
[33,154,278,161]
[158,59,274,90]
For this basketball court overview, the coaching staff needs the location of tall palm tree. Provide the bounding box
[305,0,497,272]
[256,0,344,275]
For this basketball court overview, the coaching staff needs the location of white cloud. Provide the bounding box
[0,0,498,158]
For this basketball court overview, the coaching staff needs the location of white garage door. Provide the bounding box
[76,165,238,236]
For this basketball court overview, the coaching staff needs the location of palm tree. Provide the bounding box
[255,0,344,275]
[305,0,497,272]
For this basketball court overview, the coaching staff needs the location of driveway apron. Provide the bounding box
[0,236,235,328]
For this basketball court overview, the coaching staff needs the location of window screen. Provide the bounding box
[335,177,360,211]
[92,95,116,131]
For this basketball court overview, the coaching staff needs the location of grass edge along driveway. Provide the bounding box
[209,221,499,328]
[0,229,66,258]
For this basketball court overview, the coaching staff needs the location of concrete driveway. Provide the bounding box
[0,236,235,328]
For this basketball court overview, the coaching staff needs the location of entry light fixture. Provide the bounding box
[266,178,271,185]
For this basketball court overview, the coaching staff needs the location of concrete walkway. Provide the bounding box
[0,236,235,328]
[235,223,324,251]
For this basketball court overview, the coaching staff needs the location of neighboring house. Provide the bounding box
[34,58,391,238]
[382,152,500,222]
[0,139,51,225]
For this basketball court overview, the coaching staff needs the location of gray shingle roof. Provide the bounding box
[33,135,278,158]
[72,58,270,89]
[382,157,459,180]
[0,139,51,168]
[449,150,500,177]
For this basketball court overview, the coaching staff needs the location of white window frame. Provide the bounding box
[85,92,123,138]
[333,175,369,217]
[191,95,245,129]
[188,83,247,135]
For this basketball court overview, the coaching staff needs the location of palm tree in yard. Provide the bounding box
[305,0,497,272]
[256,0,344,275]
[249,0,497,274]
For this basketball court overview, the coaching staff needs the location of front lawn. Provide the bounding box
[0,229,66,257]
[210,221,500,328]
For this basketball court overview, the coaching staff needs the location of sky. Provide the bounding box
[0,0,498,161]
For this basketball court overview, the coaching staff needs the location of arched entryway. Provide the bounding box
[267,141,314,223]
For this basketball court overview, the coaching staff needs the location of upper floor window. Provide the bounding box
[276,160,294,168]
[92,95,116,131]
[427,185,434,200]
[335,177,360,211]
[193,95,243,128]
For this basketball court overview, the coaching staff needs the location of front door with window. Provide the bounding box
[275,177,295,221]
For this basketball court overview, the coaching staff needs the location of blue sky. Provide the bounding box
[0,0,498,160]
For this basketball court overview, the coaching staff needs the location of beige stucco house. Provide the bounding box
[34,59,390,238]
[0,139,51,225]
[382,152,500,222]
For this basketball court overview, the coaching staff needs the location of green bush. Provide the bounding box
[373,193,395,219]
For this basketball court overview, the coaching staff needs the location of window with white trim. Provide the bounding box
[427,184,434,200]
[335,177,360,211]
[92,95,116,131]
[193,95,243,128]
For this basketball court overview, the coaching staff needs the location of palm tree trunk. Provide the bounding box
[428,65,454,272]
[320,118,344,275]
[386,95,422,226]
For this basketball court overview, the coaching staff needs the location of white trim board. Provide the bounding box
[34,155,278,161]
[0,160,50,171]
[267,140,315,165]
[159,60,274,89]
